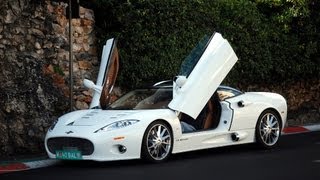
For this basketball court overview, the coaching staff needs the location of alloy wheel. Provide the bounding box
[146,124,172,161]
[258,112,280,146]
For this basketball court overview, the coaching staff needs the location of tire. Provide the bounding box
[141,121,173,163]
[255,110,282,148]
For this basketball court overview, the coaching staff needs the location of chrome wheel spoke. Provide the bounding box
[266,133,270,143]
[160,128,167,138]
[148,138,155,143]
[271,130,279,136]
[151,148,156,155]
[267,115,273,126]
[263,123,268,129]
[262,132,268,141]
[270,134,276,143]
[160,145,166,157]
[157,125,162,138]
[155,147,159,157]
[268,133,273,143]
[266,114,270,126]
[264,133,268,143]
[148,142,157,149]
[150,130,157,139]
[162,135,170,140]
[160,144,168,153]
[270,120,277,127]
[263,127,268,133]
[162,141,170,145]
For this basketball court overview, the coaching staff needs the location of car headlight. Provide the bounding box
[94,120,140,133]
[49,119,58,132]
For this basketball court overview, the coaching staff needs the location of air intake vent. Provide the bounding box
[47,137,94,155]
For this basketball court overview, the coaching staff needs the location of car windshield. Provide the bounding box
[107,88,172,110]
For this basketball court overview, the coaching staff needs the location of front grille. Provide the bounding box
[47,137,94,155]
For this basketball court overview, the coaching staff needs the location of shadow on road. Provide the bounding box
[56,132,320,168]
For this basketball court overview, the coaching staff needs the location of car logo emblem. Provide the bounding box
[65,131,73,134]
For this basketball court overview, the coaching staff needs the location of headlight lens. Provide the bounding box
[94,120,139,133]
[49,119,58,132]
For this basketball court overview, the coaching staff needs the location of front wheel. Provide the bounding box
[141,121,173,163]
[255,110,281,148]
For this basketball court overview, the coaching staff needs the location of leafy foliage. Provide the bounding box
[92,0,319,88]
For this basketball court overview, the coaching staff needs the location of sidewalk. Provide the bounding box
[282,124,320,134]
[1,124,320,174]
[0,155,59,174]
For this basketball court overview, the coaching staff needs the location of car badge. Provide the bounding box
[65,131,74,134]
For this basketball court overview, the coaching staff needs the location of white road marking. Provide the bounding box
[305,124,320,132]
[24,159,60,169]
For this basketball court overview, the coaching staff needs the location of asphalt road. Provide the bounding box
[2,131,320,180]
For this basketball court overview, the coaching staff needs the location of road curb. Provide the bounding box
[282,124,320,135]
[0,159,60,174]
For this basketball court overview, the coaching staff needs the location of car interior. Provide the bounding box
[180,92,222,132]
[134,89,172,109]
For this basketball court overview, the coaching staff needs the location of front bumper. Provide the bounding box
[45,128,144,161]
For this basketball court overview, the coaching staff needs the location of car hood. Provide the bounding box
[55,108,177,129]
[58,109,141,127]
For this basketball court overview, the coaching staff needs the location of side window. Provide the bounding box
[178,35,211,77]
[217,87,241,100]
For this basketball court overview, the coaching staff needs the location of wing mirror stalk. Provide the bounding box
[83,79,102,93]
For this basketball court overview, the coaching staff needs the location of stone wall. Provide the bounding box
[0,0,98,156]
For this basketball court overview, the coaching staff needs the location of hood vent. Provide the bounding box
[67,121,74,126]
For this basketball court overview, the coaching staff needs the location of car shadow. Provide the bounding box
[56,143,282,168]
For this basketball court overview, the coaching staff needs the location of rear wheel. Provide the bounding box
[255,110,281,148]
[141,121,173,163]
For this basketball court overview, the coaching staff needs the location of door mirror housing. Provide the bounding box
[83,79,102,93]
[175,76,187,88]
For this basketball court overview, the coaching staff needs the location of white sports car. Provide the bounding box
[45,32,287,162]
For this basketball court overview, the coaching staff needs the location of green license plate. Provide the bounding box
[56,150,82,160]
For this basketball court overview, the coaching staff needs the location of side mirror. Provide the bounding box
[174,76,187,88]
[83,79,102,93]
[83,79,95,89]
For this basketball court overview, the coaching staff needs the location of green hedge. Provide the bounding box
[93,0,319,88]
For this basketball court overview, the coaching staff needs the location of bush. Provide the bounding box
[93,0,320,88]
